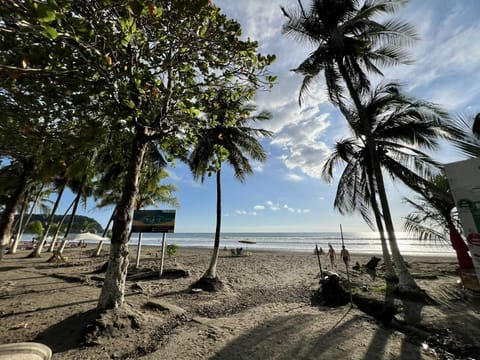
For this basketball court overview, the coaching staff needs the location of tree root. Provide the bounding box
[191,276,224,292]
[83,305,144,346]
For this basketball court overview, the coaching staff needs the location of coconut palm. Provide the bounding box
[281,0,425,293]
[445,113,480,158]
[9,184,53,254]
[323,137,396,279]
[189,89,272,291]
[322,82,447,280]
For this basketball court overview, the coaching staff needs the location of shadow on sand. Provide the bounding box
[35,308,100,353]
[208,307,425,360]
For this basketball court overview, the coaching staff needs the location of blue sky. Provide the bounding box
[69,0,480,233]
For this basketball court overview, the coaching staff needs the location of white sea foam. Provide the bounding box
[125,232,455,257]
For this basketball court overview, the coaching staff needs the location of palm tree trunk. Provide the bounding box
[204,168,222,278]
[360,145,396,280]
[18,186,44,249]
[48,199,74,253]
[44,184,66,252]
[0,160,34,260]
[7,191,30,254]
[337,61,419,292]
[366,172,396,281]
[97,131,148,310]
[55,175,88,255]
[92,210,115,257]
[33,178,79,257]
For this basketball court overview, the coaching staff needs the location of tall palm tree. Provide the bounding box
[282,0,424,294]
[323,137,396,279]
[322,82,447,281]
[189,90,272,291]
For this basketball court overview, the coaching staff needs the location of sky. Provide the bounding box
[67,0,480,233]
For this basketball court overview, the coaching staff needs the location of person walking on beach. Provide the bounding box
[340,245,350,268]
[327,243,336,269]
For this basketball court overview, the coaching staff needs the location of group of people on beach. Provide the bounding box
[315,243,350,269]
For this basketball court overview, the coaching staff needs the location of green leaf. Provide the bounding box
[36,4,57,24]
[119,18,131,32]
[40,25,58,39]
[128,0,146,16]
[199,24,208,37]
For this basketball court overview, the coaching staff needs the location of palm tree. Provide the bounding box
[8,184,52,254]
[445,113,480,158]
[189,89,272,291]
[323,136,396,279]
[322,82,447,281]
[403,173,473,270]
[282,0,425,294]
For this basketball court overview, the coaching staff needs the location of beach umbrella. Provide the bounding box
[64,233,109,242]
[238,240,256,245]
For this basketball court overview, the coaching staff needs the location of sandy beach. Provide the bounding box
[1,244,479,359]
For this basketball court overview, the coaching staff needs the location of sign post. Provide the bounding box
[131,210,176,277]
[135,233,143,269]
[159,233,167,277]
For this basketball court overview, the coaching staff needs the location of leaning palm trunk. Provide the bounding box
[13,186,45,253]
[34,178,82,257]
[204,168,222,279]
[92,212,114,257]
[0,162,33,260]
[8,191,30,254]
[28,185,65,256]
[367,175,396,281]
[45,185,66,252]
[338,62,420,293]
[97,132,148,310]
[54,175,88,256]
[47,199,74,253]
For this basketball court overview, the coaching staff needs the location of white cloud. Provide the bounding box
[235,210,258,216]
[284,204,311,214]
[388,1,480,112]
[252,161,265,173]
[271,109,333,179]
[285,173,304,182]
[214,0,337,181]
[236,200,311,217]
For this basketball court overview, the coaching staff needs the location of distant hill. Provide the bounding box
[15,214,104,234]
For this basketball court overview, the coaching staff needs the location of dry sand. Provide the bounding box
[1,244,479,359]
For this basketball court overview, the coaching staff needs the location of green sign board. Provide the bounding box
[131,210,176,233]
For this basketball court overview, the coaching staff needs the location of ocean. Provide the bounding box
[130,232,456,257]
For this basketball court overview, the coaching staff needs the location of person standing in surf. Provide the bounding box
[327,243,336,269]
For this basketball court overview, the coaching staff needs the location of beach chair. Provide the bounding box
[230,247,244,256]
